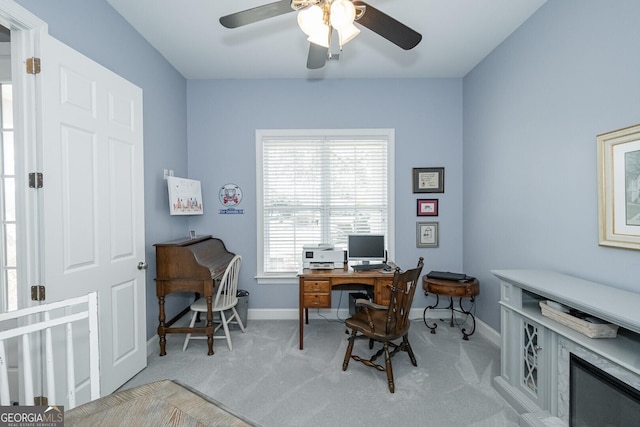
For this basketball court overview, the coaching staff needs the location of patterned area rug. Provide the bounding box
[65,379,259,426]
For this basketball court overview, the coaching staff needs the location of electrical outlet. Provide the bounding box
[163,169,169,180]
[169,170,174,177]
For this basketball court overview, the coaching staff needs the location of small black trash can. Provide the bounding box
[231,289,249,330]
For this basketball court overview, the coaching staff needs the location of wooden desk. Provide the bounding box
[422,276,480,340]
[154,236,234,356]
[298,266,395,350]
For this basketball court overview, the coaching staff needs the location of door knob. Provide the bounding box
[137,261,148,270]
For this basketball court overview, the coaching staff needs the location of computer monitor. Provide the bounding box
[347,234,386,264]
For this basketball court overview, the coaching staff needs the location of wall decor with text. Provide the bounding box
[413,167,444,193]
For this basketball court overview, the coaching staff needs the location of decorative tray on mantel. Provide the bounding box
[540,300,619,339]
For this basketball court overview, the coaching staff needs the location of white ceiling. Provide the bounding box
[106,0,547,80]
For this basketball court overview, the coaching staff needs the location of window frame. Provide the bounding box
[255,128,395,284]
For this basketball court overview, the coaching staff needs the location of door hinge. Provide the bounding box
[31,285,45,301]
[34,396,48,406]
[26,57,41,74]
[29,172,43,188]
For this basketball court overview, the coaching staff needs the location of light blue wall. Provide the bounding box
[463,0,640,331]
[13,0,464,339]
[186,79,463,309]
[16,0,191,339]
[21,0,638,340]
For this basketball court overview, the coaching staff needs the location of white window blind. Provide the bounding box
[256,129,394,279]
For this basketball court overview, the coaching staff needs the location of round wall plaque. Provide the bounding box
[218,183,243,207]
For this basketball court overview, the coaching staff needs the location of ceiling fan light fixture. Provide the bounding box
[330,0,360,47]
[336,24,360,48]
[298,4,331,49]
[307,25,331,48]
[221,0,424,70]
[329,0,356,29]
[297,5,324,37]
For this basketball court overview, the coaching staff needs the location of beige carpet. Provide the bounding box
[122,318,519,427]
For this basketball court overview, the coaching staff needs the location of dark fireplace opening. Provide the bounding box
[570,354,640,427]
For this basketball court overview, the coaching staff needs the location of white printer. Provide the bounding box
[302,244,345,269]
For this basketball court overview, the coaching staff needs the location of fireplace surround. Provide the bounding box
[569,353,640,426]
[492,270,640,427]
[558,335,640,425]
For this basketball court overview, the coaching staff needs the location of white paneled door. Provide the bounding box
[39,35,146,396]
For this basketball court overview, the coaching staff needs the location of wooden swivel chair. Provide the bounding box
[342,257,424,393]
[183,254,246,351]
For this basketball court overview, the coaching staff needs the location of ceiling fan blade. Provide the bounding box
[220,0,294,29]
[307,43,328,69]
[352,1,422,50]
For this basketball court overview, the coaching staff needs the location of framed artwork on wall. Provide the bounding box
[597,124,640,250]
[167,176,203,215]
[416,222,439,248]
[417,199,438,216]
[413,167,444,193]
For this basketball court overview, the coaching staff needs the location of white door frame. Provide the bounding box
[0,0,48,405]
[0,0,46,311]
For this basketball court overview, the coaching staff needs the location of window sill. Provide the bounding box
[256,275,298,285]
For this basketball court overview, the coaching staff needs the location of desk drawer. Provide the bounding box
[424,279,479,298]
[303,280,331,293]
[377,278,394,307]
[303,294,330,308]
[332,277,375,286]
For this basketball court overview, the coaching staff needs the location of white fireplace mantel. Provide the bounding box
[491,269,640,425]
[493,270,640,335]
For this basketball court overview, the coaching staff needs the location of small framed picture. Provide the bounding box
[413,167,444,193]
[417,199,438,216]
[417,222,439,248]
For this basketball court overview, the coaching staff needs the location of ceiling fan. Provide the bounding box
[220,0,422,69]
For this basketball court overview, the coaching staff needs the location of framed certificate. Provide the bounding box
[413,167,444,193]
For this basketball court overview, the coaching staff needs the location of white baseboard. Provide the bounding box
[146,307,501,356]
[476,317,500,347]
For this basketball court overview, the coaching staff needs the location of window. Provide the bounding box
[256,129,394,282]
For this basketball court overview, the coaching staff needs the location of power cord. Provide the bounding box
[316,290,346,324]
